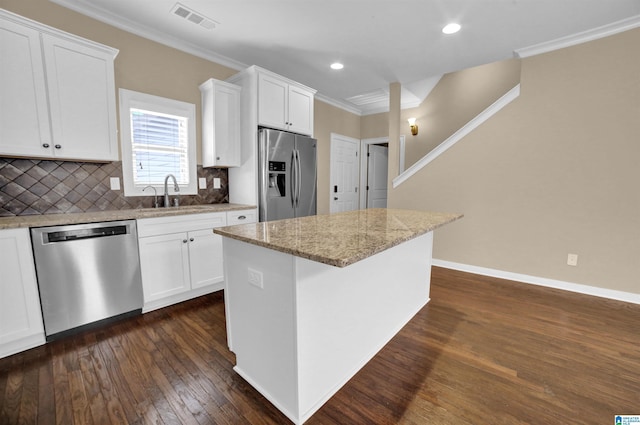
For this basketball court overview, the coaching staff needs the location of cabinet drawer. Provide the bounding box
[226,209,257,225]
[137,212,227,237]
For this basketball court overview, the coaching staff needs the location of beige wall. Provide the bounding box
[402,59,521,168]
[3,0,237,163]
[361,112,389,139]
[314,100,361,214]
[390,28,640,295]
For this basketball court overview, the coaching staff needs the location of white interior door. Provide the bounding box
[330,134,360,213]
[366,145,388,208]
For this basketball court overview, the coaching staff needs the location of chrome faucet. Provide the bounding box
[143,185,159,208]
[163,174,180,208]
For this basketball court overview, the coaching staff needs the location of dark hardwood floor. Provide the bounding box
[1,266,639,424]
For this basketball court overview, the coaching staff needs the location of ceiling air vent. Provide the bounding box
[171,3,217,30]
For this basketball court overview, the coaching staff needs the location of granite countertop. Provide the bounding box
[0,203,256,230]
[214,208,463,268]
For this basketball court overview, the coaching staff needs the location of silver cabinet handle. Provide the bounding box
[238,215,246,220]
[183,239,188,243]
[334,197,338,200]
[54,144,61,149]
[42,143,50,148]
[189,238,194,242]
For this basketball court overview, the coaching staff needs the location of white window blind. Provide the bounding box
[118,88,197,197]
[130,108,190,186]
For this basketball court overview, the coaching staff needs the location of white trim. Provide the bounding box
[398,135,406,174]
[119,88,198,197]
[0,8,119,57]
[315,93,362,116]
[515,14,640,58]
[392,84,520,188]
[433,259,640,306]
[359,137,388,208]
[49,0,246,71]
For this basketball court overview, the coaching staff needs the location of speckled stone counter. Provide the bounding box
[0,203,256,230]
[214,208,462,267]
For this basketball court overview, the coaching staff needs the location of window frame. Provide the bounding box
[119,88,197,197]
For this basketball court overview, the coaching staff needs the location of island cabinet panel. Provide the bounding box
[222,232,434,424]
[0,228,46,359]
[0,10,118,162]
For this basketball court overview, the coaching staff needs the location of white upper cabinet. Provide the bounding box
[199,78,242,168]
[0,10,118,162]
[257,70,315,136]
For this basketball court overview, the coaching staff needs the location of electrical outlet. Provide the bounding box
[198,177,207,189]
[109,177,120,190]
[567,253,578,266]
[248,268,263,289]
[213,178,221,189]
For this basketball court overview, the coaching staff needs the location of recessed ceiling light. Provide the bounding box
[330,62,344,70]
[442,23,461,34]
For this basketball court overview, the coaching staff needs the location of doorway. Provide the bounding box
[359,137,389,209]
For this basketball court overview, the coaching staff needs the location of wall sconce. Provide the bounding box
[408,118,418,136]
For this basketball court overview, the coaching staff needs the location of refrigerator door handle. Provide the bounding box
[290,150,296,209]
[295,149,302,208]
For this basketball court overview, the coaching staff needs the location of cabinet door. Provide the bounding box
[0,228,45,359]
[41,33,118,161]
[201,79,241,168]
[0,18,51,158]
[258,73,288,130]
[287,85,314,136]
[139,233,191,303]
[188,228,224,289]
[214,83,241,167]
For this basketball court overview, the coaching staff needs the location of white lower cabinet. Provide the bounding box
[0,228,45,359]
[137,209,256,312]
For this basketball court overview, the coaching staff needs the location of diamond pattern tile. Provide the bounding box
[0,159,229,217]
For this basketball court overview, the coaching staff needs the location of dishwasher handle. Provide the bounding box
[45,224,128,243]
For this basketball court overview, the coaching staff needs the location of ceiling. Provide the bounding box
[51,0,640,114]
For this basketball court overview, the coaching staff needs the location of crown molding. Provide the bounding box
[515,14,640,58]
[49,0,247,71]
[314,93,363,116]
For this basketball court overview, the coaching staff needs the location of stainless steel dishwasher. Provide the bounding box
[30,220,143,340]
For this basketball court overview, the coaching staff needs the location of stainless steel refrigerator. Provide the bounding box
[258,128,317,222]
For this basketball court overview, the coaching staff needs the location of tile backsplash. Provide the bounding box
[0,158,229,217]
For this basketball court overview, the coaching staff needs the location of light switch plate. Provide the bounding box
[213,178,221,189]
[109,177,120,190]
[198,177,207,189]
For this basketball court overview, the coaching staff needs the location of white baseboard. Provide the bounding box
[433,259,640,305]
[142,282,224,313]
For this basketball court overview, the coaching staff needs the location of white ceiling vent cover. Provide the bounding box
[171,3,217,30]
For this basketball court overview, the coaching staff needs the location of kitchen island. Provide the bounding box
[214,208,462,424]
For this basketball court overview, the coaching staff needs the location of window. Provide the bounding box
[119,89,197,197]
